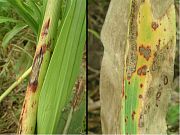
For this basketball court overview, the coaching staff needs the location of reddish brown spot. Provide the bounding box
[139,94,143,99]
[122,88,124,98]
[29,46,45,92]
[71,79,85,110]
[122,79,125,97]
[41,18,50,38]
[140,83,143,88]
[41,45,47,53]
[158,39,161,45]
[29,83,38,92]
[137,65,147,76]
[164,28,166,31]
[132,111,136,120]
[139,45,151,61]
[151,22,159,30]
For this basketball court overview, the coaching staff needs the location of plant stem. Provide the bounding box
[0,67,32,103]
[18,0,62,134]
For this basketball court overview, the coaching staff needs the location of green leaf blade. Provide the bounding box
[0,16,19,23]
[37,0,86,133]
[2,23,27,48]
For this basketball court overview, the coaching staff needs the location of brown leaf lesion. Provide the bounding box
[139,45,151,61]
[41,18,50,39]
[71,78,85,111]
[29,46,45,92]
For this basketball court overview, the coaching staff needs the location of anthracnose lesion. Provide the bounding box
[126,0,140,80]
[29,47,44,86]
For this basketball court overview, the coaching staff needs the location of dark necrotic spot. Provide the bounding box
[139,114,144,128]
[163,75,168,85]
[137,65,147,76]
[141,65,147,75]
[139,94,143,99]
[151,22,159,30]
[139,45,151,60]
[132,111,136,120]
[41,18,50,38]
[158,39,161,45]
[156,91,161,100]
[29,46,44,92]
[137,67,142,76]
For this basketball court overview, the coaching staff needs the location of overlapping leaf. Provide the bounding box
[37,0,86,133]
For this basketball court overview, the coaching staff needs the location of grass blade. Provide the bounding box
[0,67,32,103]
[26,1,42,25]
[0,16,19,23]
[7,0,38,34]
[2,23,27,48]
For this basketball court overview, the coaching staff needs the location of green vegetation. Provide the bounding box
[0,0,86,134]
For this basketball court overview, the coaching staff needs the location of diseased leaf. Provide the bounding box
[17,0,62,133]
[100,0,176,134]
[67,93,86,134]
